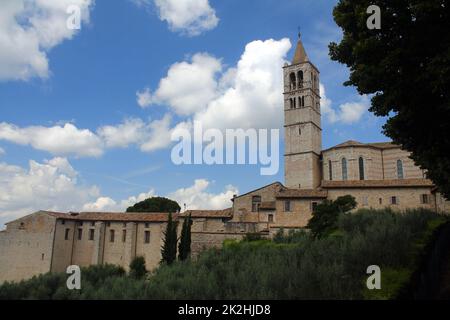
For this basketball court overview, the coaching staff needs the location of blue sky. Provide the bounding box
[0,0,389,227]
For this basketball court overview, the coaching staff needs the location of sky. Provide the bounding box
[0,0,389,228]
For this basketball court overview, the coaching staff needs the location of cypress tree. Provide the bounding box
[161,213,178,265]
[178,214,192,261]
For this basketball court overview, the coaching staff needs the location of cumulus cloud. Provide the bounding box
[136,88,152,108]
[153,0,219,36]
[0,157,100,228]
[167,179,237,211]
[320,83,369,124]
[142,53,222,115]
[0,0,94,81]
[0,115,182,157]
[0,122,104,157]
[142,38,292,132]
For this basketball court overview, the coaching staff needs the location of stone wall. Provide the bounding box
[0,212,56,283]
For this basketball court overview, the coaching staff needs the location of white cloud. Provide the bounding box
[97,118,149,148]
[320,83,369,124]
[154,0,219,36]
[136,88,152,108]
[145,38,292,132]
[0,157,99,228]
[0,0,94,81]
[142,53,222,115]
[0,122,104,157]
[167,179,237,211]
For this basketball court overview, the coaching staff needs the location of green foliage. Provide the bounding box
[161,213,178,265]
[1,209,446,300]
[307,195,357,238]
[178,214,192,261]
[129,256,147,279]
[329,0,450,198]
[126,196,181,213]
[243,232,263,242]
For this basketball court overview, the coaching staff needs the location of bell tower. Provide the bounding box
[283,34,322,189]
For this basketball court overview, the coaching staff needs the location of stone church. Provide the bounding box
[0,37,449,283]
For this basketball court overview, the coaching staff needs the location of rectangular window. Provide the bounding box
[421,194,430,204]
[61,220,65,225]
[122,230,127,243]
[110,230,115,243]
[145,223,150,228]
[391,196,398,205]
[77,228,83,240]
[144,231,150,244]
[64,228,70,240]
[252,195,262,212]
[268,214,274,223]
[123,222,127,228]
[89,229,95,241]
[311,202,318,212]
[91,221,95,226]
[379,198,383,205]
[106,222,111,227]
[284,200,291,212]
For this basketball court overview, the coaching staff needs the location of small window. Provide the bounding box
[91,221,95,227]
[311,202,318,211]
[359,157,365,180]
[397,160,404,179]
[268,214,274,223]
[252,195,262,212]
[284,200,291,212]
[78,221,83,226]
[41,253,45,260]
[106,222,111,227]
[379,198,383,205]
[110,230,115,243]
[61,220,65,225]
[302,96,305,107]
[19,222,25,229]
[89,229,95,241]
[328,160,333,181]
[298,126,302,135]
[77,228,83,240]
[64,228,70,240]
[123,222,127,228]
[122,230,127,243]
[342,158,348,181]
[421,194,430,204]
[145,223,150,228]
[144,231,150,244]
[391,196,398,205]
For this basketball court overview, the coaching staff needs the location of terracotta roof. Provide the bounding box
[45,211,177,222]
[180,208,232,218]
[276,188,328,198]
[259,201,276,210]
[321,179,434,188]
[292,39,309,64]
[323,140,399,152]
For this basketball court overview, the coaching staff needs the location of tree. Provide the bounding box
[161,213,178,265]
[307,195,357,238]
[329,0,450,199]
[178,214,192,261]
[129,256,147,279]
[126,196,181,213]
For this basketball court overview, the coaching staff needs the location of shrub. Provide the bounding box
[129,256,147,279]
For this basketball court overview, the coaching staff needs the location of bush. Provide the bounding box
[129,256,147,279]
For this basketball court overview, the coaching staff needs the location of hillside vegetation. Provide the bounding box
[0,208,446,300]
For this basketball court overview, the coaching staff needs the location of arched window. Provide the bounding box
[359,157,365,180]
[302,96,305,107]
[342,158,348,180]
[289,98,294,109]
[297,71,303,88]
[328,160,333,181]
[298,126,302,135]
[289,73,296,90]
[397,160,404,179]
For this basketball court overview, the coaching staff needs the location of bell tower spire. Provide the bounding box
[283,35,322,189]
